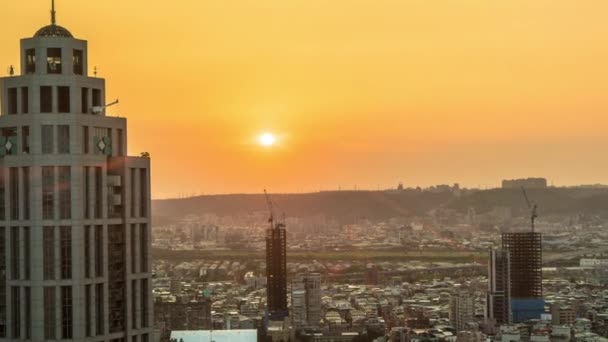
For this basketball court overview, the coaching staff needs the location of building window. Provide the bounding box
[85,284,92,336]
[47,48,62,74]
[23,227,30,280]
[132,279,138,329]
[61,286,73,339]
[42,166,55,219]
[60,226,72,279]
[44,287,56,339]
[95,225,103,277]
[21,87,29,114]
[42,125,54,154]
[58,86,70,113]
[92,88,101,107]
[25,48,36,74]
[95,167,103,218]
[0,171,5,221]
[21,126,30,154]
[25,287,31,339]
[140,169,147,217]
[73,50,83,75]
[81,88,89,113]
[84,167,90,218]
[131,224,137,273]
[7,88,17,114]
[96,283,104,335]
[43,227,55,280]
[108,225,126,333]
[117,128,124,156]
[10,227,19,280]
[9,168,18,220]
[83,126,90,153]
[11,287,20,339]
[23,167,30,219]
[85,225,91,278]
[140,224,148,273]
[130,168,136,218]
[58,125,70,154]
[59,166,71,219]
[141,279,149,328]
[0,227,6,338]
[41,86,53,113]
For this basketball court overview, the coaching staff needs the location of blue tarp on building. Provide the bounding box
[512,298,545,322]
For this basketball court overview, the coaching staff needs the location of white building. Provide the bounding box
[450,292,475,332]
[291,273,322,328]
[0,2,152,341]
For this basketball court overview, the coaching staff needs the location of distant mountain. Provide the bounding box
[152,190,453,223]
[152,187,608,223]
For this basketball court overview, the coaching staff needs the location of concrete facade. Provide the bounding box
[0,9,152,342]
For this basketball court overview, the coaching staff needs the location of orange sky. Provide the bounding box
[1,1,608,198]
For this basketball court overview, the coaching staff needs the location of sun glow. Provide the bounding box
[259,132,276,147]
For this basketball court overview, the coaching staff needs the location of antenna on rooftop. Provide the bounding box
[51,0,57,25]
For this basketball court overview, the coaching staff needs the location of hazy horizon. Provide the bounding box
[2,1,607,198]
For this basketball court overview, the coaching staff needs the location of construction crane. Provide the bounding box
[521,186,538,232]
[264,189,285,230]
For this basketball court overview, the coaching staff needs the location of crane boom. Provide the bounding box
[264,189,274,228]
[521,186,538,232]
[91,98,119,114]
[264,189,285,230]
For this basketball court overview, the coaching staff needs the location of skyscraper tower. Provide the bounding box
[266,221,288,320]
[0,3,153,341]
[502,232,543,322]
[487,248,511,325]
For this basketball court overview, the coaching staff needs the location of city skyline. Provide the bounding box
[1,1,607,197]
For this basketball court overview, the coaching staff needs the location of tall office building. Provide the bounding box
[502,232,543,322]
[0,3,153,341]
[266,223,287,319]
[487,249,511,325]
[291,273,322,328]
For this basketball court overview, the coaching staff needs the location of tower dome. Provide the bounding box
[34,24,73,38]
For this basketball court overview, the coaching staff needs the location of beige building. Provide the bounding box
[0,3,152,342]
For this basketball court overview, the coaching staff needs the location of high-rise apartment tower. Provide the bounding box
[487,248,511,325]
[0,3,153,341]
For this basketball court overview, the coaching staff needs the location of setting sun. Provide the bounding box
[259,133,276,147]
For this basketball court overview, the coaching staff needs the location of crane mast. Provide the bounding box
[521,186,538,232]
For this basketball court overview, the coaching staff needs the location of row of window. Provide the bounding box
[0,164,140,221]
[25,47,84,75]
[12,283,151,340]
[7,85,101,115]
[1,124,122,157]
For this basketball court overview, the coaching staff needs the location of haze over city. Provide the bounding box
[1,1,607,197]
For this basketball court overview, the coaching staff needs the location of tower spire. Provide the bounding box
[51,0,56,25]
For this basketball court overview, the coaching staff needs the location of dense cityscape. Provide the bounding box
[154,178,608,342]
[2,2,608,342]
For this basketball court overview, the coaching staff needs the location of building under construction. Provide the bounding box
[266,225,288,319]
[502,232,544,322]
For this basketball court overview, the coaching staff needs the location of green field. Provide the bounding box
[152,248,487,263]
